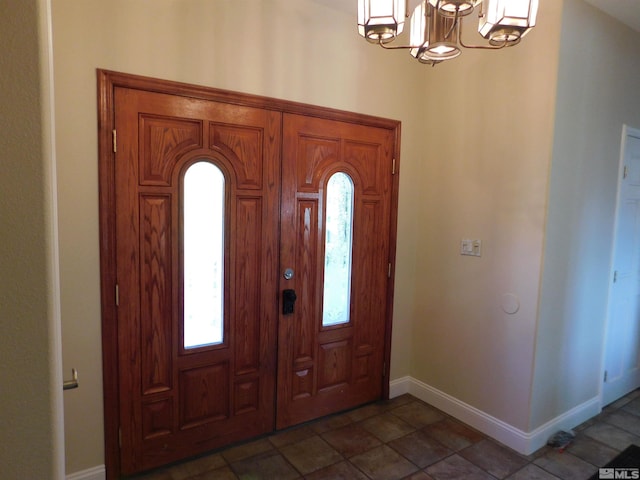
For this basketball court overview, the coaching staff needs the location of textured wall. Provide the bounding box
[50,0,640,473]
[532,0,640,429]
[410,0,563,431]
[0,0,64,478]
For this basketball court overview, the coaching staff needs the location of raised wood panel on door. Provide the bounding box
[114,87,280,474]
[277,113,394,428]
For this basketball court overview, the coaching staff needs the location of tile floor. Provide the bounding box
[129,390,640,480]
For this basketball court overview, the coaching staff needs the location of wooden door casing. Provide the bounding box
[276,113,395,428]
[113,86,281,474]
[98,70,400,480]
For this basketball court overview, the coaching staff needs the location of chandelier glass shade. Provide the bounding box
[410,2,461,63]
[428,0,480,17]
[358,0,538,65]
[358,0,407,43]
[479,0,539,45]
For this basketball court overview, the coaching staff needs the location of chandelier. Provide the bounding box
[357,0,539,65]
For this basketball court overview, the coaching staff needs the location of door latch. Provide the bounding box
[63,368,79,390]
[283,289,297,315]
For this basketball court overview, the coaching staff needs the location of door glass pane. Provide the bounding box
[183,162,224,349]
[322,172,354,326]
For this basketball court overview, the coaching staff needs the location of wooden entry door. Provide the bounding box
[277,113,395,428]
[112,86,281,474]
[99,70,399,478]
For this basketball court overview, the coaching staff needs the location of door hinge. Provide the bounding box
[115,284,119,306]
[604,370,608,382]
[112,129,117,153]
[613,271,618,283]
[388,263,392,278]
[392,158,396,175]
[624,165,628,179]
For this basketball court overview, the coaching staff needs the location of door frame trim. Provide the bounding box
[97,69,400,479]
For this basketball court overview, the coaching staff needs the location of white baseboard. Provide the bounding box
[389,375,412,398]
[66,465,105,480]
[389,376,601,455]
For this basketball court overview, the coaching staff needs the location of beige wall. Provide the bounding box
[52,0,424,472]
[0,0,64,478]
[532,0,640,429]
[49,0,640,474]
[410,1,562,431]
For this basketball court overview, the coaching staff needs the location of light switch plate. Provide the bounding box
[461,239,481,257]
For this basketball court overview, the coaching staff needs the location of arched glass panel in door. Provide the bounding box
[322,172,355,327]
[183,161,225,349]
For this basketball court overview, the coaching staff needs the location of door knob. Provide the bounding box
[63,368,79,390]
[283,289,297,315]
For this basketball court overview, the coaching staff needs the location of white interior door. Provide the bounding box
[603,126,640,406]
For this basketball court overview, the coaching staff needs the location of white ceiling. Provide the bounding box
[313,0,640,33]
[584,0,640,32]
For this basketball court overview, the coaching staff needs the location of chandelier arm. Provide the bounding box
[444,14,459,41]
[376,39,421,50]
[457,20,507,50]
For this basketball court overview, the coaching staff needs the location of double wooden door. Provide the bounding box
[100,72,398,476]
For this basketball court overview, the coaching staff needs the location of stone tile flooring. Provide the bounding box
[129,389,640,479]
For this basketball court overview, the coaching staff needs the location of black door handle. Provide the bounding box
[283,289,297,315]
